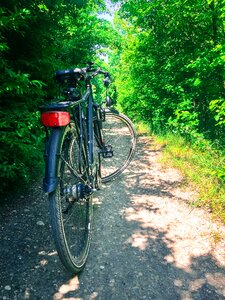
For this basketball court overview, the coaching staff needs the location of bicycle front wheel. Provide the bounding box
[101,110,136,183]
[48,125,92,274]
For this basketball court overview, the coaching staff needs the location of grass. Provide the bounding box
[156,134,225,224]
[136,123,225,224]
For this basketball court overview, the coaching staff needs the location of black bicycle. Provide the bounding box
[40,63,136,274]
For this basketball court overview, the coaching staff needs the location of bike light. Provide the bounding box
[41,111,70,127]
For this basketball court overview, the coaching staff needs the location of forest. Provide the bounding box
[0,0,224,213]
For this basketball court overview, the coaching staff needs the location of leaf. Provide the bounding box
[193,78,201,87]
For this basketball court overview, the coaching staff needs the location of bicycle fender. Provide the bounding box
[43,127,64,193]
[105,108,119,114]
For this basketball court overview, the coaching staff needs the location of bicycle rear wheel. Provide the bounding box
[48,125,92,274]
[100,110,136,183]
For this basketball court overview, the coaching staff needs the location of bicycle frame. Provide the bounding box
[41,78,104,193]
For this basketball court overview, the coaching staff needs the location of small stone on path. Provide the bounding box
[36,221,45,226]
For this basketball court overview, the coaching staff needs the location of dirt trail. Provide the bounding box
[0,134,225,300]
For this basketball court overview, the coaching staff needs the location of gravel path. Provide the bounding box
[1,134,225,300]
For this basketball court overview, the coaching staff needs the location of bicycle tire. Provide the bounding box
[48,124,93,274]
[100,110,136,183]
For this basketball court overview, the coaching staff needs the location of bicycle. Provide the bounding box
[40,62,136,274]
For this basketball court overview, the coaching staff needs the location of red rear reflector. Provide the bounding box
[41,111,70,127]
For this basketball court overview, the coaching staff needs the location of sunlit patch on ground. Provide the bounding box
[92,196,102,206]
[39,259,48,266]
[125,230,150,250]
[53,276,80,300]
[123,193,225,271]
[121,135,225,297]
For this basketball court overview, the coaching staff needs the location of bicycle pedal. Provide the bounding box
[99,146,113,158]
[103,152,113,158]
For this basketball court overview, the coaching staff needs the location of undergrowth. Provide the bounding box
[136,122,225,224]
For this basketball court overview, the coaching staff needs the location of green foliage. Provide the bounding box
[168,99,201,139]
[0,109,45,192]
[209,98,225,126]
[112,0,225,145]
[0,0,116,193]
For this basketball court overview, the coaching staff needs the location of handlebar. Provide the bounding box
[81,63,110,79]
[90,68,111,87]
[55,63,111,86]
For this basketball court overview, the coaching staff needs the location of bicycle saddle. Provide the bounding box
[55,68,85,84]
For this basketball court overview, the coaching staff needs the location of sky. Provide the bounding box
[98,0,120,23]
